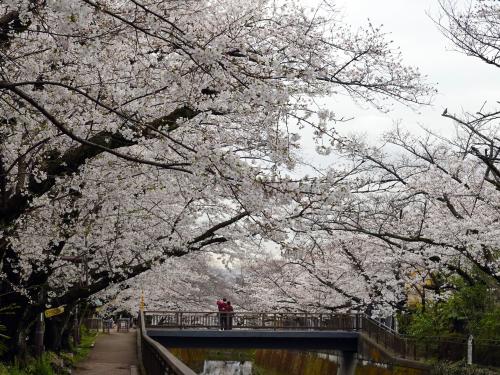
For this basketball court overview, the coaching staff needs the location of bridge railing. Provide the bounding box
[472,338,500,367]
[83,317,103,331]
[360,315,466,361]
[144,311,362,330]
[138,310,197,375]
[359,315,500,366]
[143,311,500,367]
[359,314,420,359]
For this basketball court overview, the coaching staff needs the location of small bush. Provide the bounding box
[72,328,97,364]
[5,363,26,375]
[0,353,55,375]
[431,361,499,375]
[0,364,9,375]
[31,355,53,375]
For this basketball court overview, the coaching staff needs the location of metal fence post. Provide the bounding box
[467,335,473,365]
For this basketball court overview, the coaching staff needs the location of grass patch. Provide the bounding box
[0,353,55,375]
[430,361,500,375]
[67,327,99,366]
[0,327,99,374]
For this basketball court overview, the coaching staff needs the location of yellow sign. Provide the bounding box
[44,306,65,318]
[140,290,145,311]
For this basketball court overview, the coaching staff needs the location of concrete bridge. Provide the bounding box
[79,311,499,374]
[148,329,359,351]
[138,310,429,375]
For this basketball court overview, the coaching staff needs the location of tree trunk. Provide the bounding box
[12,305,37,363]
[44,307,74,352]
[0,283,35,361]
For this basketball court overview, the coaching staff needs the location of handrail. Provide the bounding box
[144,310,352,314]
[142,310,500,367]
[139,310,197,375]
[143,311,498,342]
[362,314,398,335]
[143,310,354,317]
[144,311,361,332]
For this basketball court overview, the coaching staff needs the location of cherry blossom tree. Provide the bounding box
[244,235,407,315]
[0,0,433,355]
[232,0,500,317]
[436,0,500,69]
[99,253,231,313]
[104,0,500,330]
[247,116,499,316]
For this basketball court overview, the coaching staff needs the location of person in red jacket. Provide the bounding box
[216,298,227,330]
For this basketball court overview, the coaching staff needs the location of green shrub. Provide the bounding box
[4,361,25,375]
[0,353,55,375]
[0,364,9,375]
[72,329,97,364]
[403,281,500,340]
[431,361,499,375]
[31,355,53,375]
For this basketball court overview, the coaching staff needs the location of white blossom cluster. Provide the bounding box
[0,0,433,325]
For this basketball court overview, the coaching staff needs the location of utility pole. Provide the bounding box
[73,303,80,345]
[34,312,45,357]
[34,284,46,357]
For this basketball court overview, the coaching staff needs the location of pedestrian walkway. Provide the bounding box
[74,329,138,375]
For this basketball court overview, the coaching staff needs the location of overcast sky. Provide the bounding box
[296,0,500,169]
[336,0,500,132]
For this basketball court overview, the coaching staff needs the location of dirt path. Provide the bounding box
[74,329,138,375]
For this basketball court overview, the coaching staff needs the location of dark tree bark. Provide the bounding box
[44,306,75,352]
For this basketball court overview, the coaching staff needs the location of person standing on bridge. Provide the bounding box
[225,301,234,330]
[216,298,227,330]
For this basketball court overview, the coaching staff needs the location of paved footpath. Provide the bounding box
[74,329,138,375]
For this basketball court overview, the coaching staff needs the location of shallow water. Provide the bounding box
[201,360,253,375]
[169,348,427,375]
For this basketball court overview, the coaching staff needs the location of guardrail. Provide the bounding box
[138,310,197,375]
[144,311,361,331]
[473,338,500,367]
[83,318,102,331]
[143,311,500,367]
[360,316,500,366]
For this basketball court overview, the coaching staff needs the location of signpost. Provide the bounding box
[44,306,65,318]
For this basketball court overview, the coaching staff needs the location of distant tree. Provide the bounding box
[437,0,500,70]
[238,0,500,316]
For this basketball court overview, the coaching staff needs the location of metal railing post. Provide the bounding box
[467,335,473,365]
